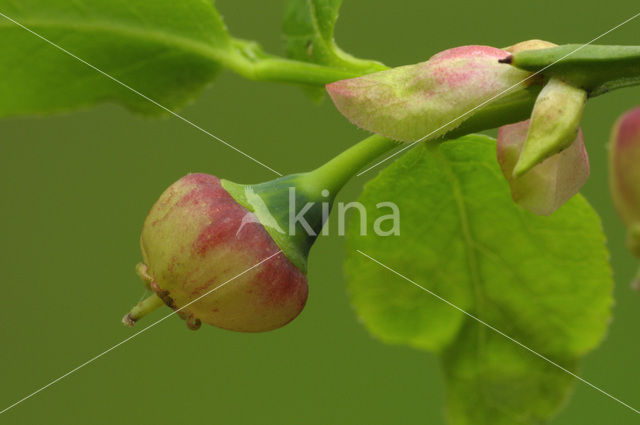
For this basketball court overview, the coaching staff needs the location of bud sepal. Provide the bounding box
[513,78,587,177]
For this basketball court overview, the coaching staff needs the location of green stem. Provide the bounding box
[122,293,165,327]
[224,42,640,97]
[234,56,365,85]
[220,38,387,86]
[508,44,640,96]
[298,134,399,196]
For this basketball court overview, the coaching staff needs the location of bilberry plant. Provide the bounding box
[2,0,640,423]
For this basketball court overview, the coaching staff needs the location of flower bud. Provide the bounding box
[609,106,640,289]
[497,119,589,215]
[513,77,587,177]
[326,45,533,142]
[125,174,309,332]
[609,106,640,228]
[121,135,399,332]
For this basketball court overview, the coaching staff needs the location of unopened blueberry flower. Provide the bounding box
[122,134,398,332]
[124,174,309,332]
[609,106,640,289]
[497,40,590,215]
[326,45,532,142]
[497,120,589,215]
[610,106,640,230]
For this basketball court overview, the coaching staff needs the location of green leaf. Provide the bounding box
[345,134,613,424]
[442,321,577,425]
[283,0,386,100]
[0,0,232,116]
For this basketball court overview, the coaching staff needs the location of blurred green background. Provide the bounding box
[1,0,639,423]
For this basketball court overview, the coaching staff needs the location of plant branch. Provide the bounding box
[219,38,388,86]
[299,135,399,195]
[507,44,640,96]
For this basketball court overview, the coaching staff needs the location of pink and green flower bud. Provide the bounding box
[122,135,398,332]
[513,77,587,177]
[609,106,640,229]
[497,119,590,215]
[125,174,309,332]
[326,45,533,142]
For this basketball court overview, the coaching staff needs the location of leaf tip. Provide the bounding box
[512,153,538,178]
